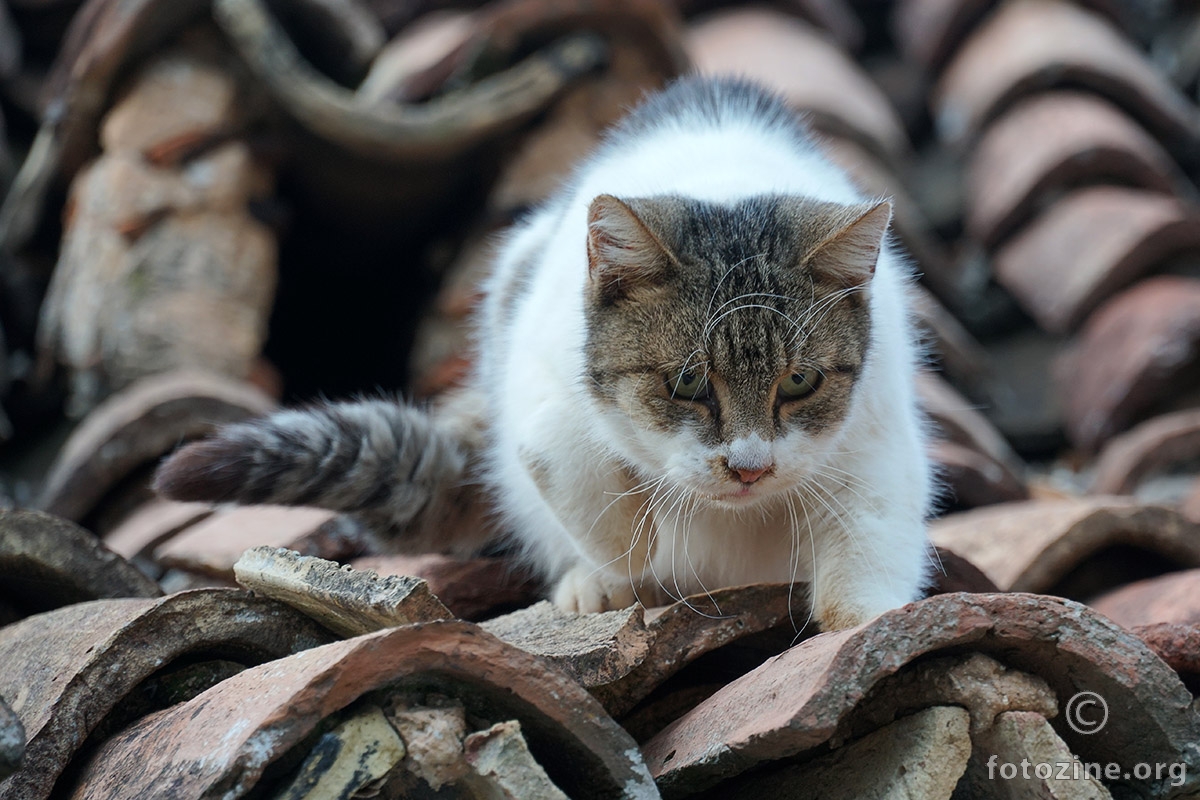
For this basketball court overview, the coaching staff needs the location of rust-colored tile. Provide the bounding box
[36,370,275,523]
[643,592,1197,796]
[0,589,333,800]
[154,506,364,579]
[351,553,539,621]
[1058,276,1200,452]
[966,92,1182,248]
[910,287,995,397]
[1090,569,1200,628]
[929,497,1200,598]
[992,188,1200,335]
[1131,623,1200,690]
[102,498,212,563]
[66,621,656,800]
[1091,409,1200,496]
[928,546,1000,594]
[933,0,1200,150]
[686,7,909,164]
[0,508,160,623]
[358,11,474,104]
[933,440,1029,509]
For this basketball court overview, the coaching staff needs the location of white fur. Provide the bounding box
[476,82,933,629]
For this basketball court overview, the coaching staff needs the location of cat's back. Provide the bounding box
[575,76,862,206]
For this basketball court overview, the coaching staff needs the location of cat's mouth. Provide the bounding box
[701,483,766,505]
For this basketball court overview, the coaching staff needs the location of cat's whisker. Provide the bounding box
[704,253,766,320]
[704,303,807,344]
[789,487,819,642]
[680,493,726,619]
[803,476,896,599]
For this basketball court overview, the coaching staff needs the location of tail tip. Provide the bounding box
[153,438,250,503]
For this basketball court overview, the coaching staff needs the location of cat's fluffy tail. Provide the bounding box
[153,393,492,553]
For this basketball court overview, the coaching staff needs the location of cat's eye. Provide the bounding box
[779,371,823,400]
[667,370,712,401]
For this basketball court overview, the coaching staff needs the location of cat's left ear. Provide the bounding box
[808,200,892,287]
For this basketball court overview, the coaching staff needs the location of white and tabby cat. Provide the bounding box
[155,76,934,630]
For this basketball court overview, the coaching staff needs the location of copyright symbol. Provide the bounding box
[1065,691,1108,735]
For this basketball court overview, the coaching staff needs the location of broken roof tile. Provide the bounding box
[686,7,909,164]
[350,553,539,621]
[36,370,275,523]
[0,508,160,623]
[1058,276,1200,452]
[643,592,1198,796]
[101,498,212,566]
[67,621,656,799]
[233,546,452,637]
[966,91,1183,249]
[933,0,1200,150]
[153,505,366,578]
[1090,408,1200,497]
[929,497,1200,598]
[1090,569,1200,628]
[0,588,333,800]
[992,188,1200,335]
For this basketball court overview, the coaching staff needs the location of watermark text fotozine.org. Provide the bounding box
[986,692,1187,788]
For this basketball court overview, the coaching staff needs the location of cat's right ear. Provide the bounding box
[587,194,676,305]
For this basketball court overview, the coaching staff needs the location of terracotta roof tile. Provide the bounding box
[929,497,1200,597]
[992,188,1200,335]
[1090,409,1200,497]
[0,589,333,800]
[1058,276,1200,452]
[66,621,656,799]
[966,91,1183,249]
[933,0,1200,149]
[1090,569,1200,628]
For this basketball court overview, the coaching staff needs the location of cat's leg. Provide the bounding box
[806,484,931,631]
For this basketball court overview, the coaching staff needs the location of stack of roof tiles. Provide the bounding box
[1,0,1200,796]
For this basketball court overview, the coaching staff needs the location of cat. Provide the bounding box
[154,76,935,631]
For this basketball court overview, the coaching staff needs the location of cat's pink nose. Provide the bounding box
[734,466,768,484]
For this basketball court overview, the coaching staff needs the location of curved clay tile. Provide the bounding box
[643,592,1199,796]
[932,440,1029,509]
[66,621,656,799]
[1058,276,1200,452]
[1090,569,1200,628]
[0,509,160,623]
[918,373,1025,472]
[893,0,1167,72]
[932,0,1200,151]
[101,498,212,567]
[929,497,1200,596]
[685,6,910,164]
[36,371,275,524]
[1091,409,1200,496]
[352,553,540,621]
[0,589,334,800]
[966,92,1183,248]
[993,188,1200,335]
[1131,623,1200,690]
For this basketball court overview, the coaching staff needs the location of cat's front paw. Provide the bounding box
[814,590,915,631]
[552,565,637,613]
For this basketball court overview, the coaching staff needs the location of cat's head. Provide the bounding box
[583,192,890,507]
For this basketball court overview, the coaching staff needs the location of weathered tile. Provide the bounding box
[643,593,1198,796]
[0,508,160,624]
[930,497,1200,597]
[966,91,1182,248]
[714,706,971,799]
[1131,622,1200,690]
[993,188,1200,335]
[154,505,365,579]
[892,0,992,71]
[67,621,657,799]
[351,553,539,621]
[686,7,908,164]
[483,600,652,688]
[1091,409,1200,496]
[463,719,570,800]
[101,498,212,564]
[0,589,333,800]
[233,546,452,638]
[933,0,1200,149]
[1090,569,1200,628]
[36,370,274,523]
[1058,276,1200,452]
